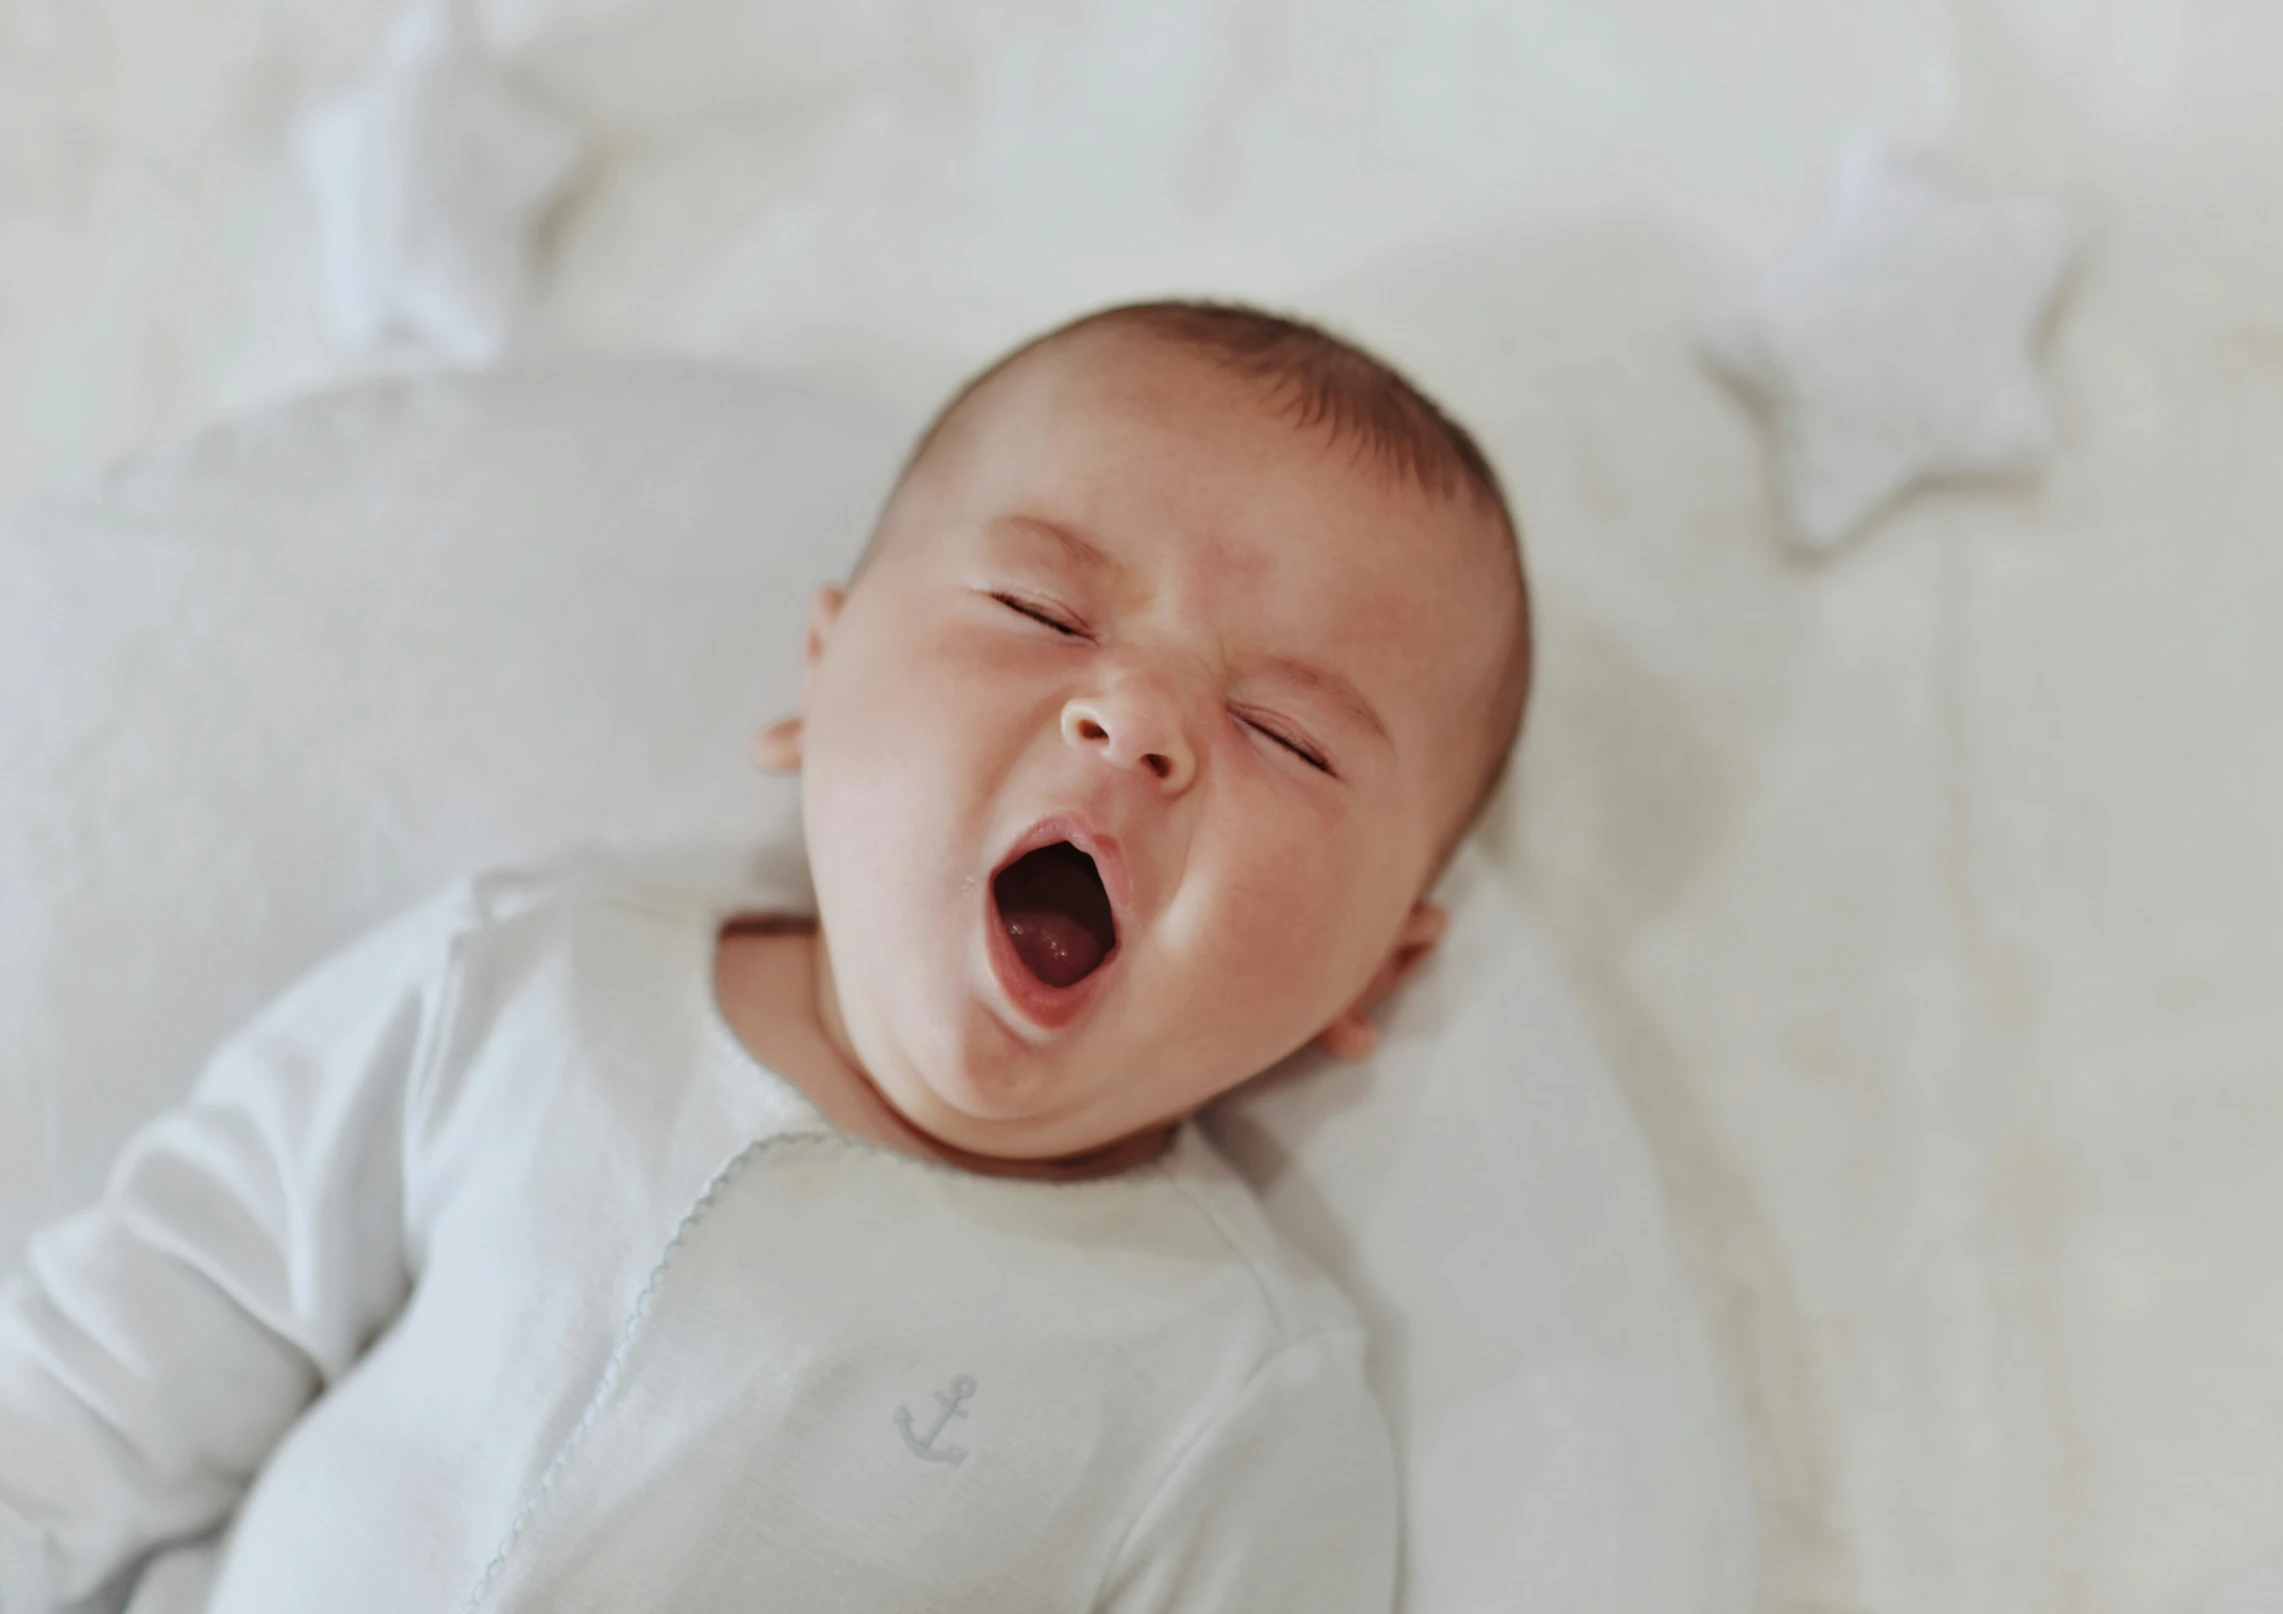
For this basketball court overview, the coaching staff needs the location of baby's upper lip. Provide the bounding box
[990,810,1135,945]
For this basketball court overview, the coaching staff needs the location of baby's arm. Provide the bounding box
[1093,1329,1400,1614]
[0,883,474,1611]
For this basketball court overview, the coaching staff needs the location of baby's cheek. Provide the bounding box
[874,629,1035,755]
[822,641,974,788]
[1210,844,1349,983]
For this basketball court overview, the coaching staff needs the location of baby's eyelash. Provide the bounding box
[991,592,1087,637]
[1241,714,1332,774]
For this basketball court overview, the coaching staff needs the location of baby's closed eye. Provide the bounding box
[1231,708,1329,771]
[990,592,1086,638]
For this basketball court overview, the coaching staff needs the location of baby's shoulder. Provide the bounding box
[336,843,811,1046]
[443,841,813,942]
[397,840,817,977]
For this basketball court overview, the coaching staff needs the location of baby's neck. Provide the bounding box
[712,918,1171,1182]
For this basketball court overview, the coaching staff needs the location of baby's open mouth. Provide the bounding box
[992,841,1118,989]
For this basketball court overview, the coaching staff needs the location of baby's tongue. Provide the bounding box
[1002,908,1107,989]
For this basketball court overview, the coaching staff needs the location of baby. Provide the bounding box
[0,301,1530,1613]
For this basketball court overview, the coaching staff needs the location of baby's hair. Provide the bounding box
[894,300,1516,530]
[861,298,1533,885]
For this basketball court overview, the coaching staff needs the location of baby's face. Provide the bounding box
[782,332,1516,1164]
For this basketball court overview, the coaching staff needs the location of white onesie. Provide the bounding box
[0,852,1397,1613]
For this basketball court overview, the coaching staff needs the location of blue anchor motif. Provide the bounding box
[894,1374,978,1466]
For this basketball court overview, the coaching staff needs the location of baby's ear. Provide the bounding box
[801,583,845,678]
[754,586,849,774]
[752,717,802,773]
[1312,900,1449,1061]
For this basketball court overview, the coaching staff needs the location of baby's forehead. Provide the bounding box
[960,334,1480,521]
[921,333,1513,614]
[950,326,1279,449]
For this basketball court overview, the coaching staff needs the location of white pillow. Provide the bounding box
[0,361,1755,1613]
[0,360,900,1257]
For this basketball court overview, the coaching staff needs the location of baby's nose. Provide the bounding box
[1061,676,1196,791]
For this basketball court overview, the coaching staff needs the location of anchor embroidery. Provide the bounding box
[894,1374,978,1466]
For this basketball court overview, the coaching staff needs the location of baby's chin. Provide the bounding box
[901,1038,1085,1135]
[884,1020,1159,1164]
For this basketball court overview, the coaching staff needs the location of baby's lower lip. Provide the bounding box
[982,886,1116,1033]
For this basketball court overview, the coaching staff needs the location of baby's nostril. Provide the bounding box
[1079,719,1108,742]
[1145,753,1170,780]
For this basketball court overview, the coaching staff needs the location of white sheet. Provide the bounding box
[4,3,2282,1608]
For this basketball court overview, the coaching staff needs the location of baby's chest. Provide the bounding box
[466,1137,1241,1613]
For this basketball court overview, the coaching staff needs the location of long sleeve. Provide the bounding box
[0,882,475,1612]
[1092,1329,1400,1614]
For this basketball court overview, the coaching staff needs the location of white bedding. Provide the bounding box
[3,2,2282,1609]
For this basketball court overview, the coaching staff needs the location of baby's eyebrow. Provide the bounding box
[1249,652,1392,747]
[997,514,1126,581]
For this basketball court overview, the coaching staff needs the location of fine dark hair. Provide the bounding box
[861,298,1532,885]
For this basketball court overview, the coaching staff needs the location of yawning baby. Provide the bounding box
[0,300,1531,1613]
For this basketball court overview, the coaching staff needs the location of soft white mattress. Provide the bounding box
[3,3,2281,1610]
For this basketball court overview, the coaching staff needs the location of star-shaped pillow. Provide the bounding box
[293,0,588,365]
[1702,151,2083,551]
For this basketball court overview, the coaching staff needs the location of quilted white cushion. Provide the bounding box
[0,360,902,1252]
[0,360,1754,1612]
